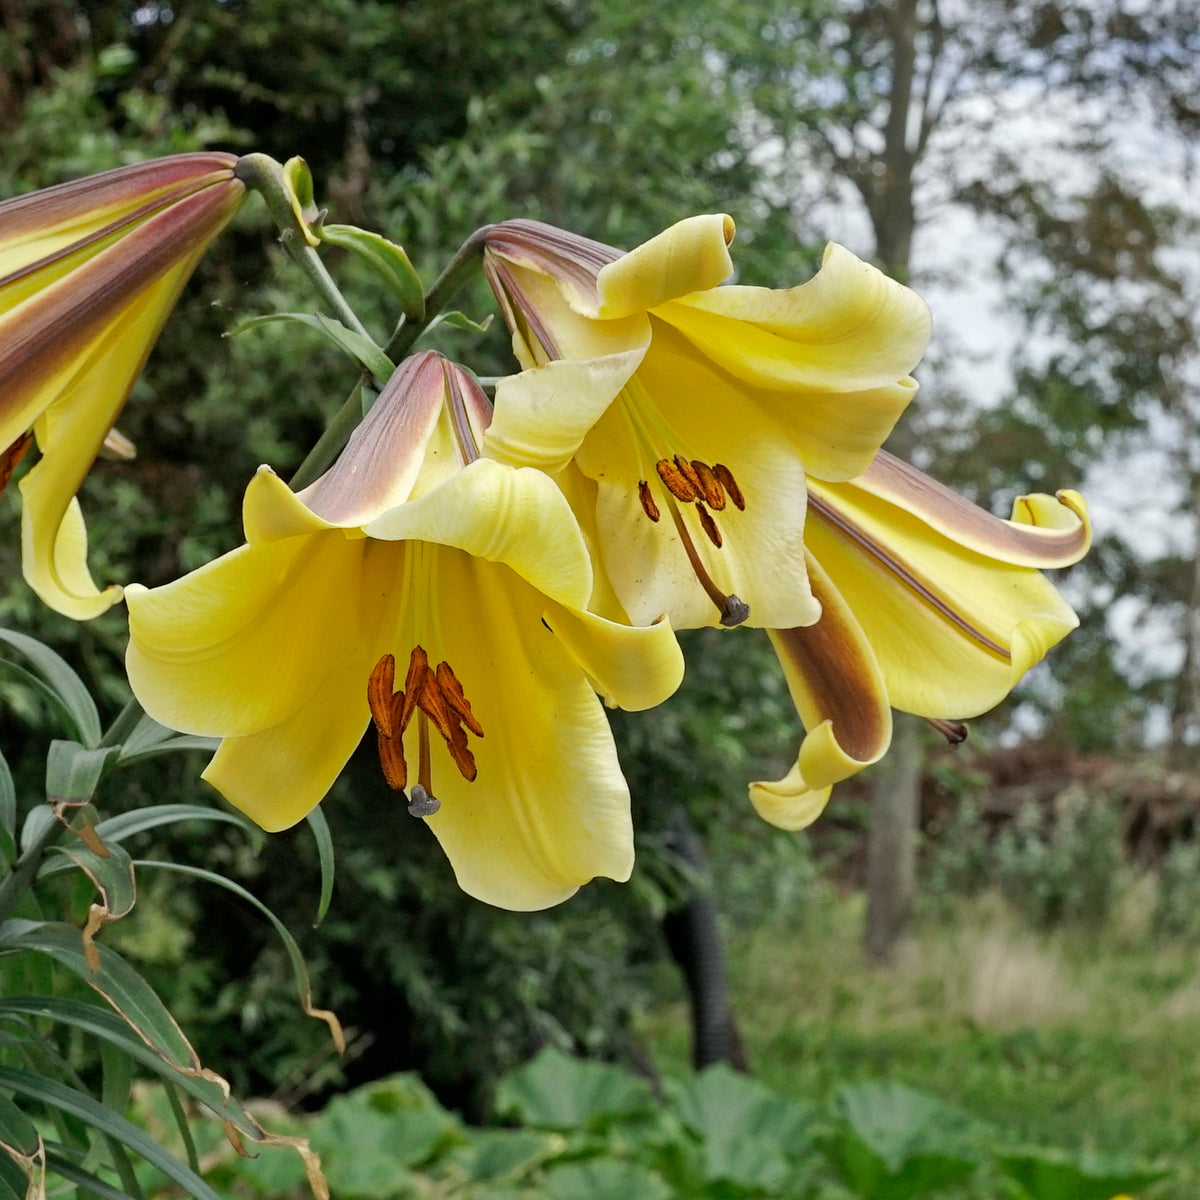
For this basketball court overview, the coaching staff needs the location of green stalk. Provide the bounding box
[288,227,492,487]
[235,153,375,342]
[0,815,61,923]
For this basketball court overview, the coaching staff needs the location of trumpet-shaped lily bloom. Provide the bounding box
[480,217,931,632]
[0,153,245,618]
[748,450,1091,831]
[125,352,684,911]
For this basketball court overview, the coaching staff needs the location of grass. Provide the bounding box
[639,885,1200,1198]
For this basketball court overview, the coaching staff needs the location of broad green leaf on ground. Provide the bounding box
[828,1081,980,1200]
[312,1075,459,1198]
[673,1063,815,1190]
[993,1145,1170,1200]
[0,630,101,747]
[495,1048,656,1133]
[456,1129,564,1186]
[540,1159,672,1200]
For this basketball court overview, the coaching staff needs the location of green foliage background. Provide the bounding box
[3,0,1198,1139]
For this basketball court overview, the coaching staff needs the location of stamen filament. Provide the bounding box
[665,497,749,627]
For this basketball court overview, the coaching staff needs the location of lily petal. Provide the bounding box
[592,214,735,319]
[202,663,373,833]
[485,348,646,474]
[125,530,378,738]
[859,450,1091,567]
[543,605,683,711]
[805,473,1082,717]
[414,548,636,910]
[577,352,819,629]
[752,554,892,830]
[365,459,595,613]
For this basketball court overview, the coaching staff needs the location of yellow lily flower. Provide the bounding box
[481,217,931,631]
[749,450,1091,831]
[0,153,245,618]
[125,352,684,911]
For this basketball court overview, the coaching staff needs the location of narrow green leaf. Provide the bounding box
[0,923,200,1072]
[305,808,335,926]
[163,1083,200,1176]
[100,1041,135,1132]
[0,1149,27,1200]
[43,1147,135,1200]
[46,741,119,803]
[18,805,55,854]
[39,842,136,924]
[93,806,255,846]
[320,224,425,319]
[0,1067,223,1200]
[115,735,219,767]
[423,310,493,336]
[228,312,394,384]
[0,1090,39,1157]
[0,630,102,747]
[113,715,220,767]
[134,861,343,1052]
[0,998,260,1138]
[0,750,15,840]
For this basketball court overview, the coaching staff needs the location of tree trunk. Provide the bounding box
[864,712,922,963]
[661,808,749,1071]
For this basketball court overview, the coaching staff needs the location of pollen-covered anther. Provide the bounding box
[690,461,726,511]
[367,648,484,800]
[638,480,661,522]
[712,463,745,511]
[655,457,698,502]
[0,431,34,496]
[695,503,723,548]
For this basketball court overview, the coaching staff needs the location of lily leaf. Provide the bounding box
[114,713,220,766]
[228,312,394,384]
[0,629,102,747]
[0,922,200,1071]
[320,224,424,320]
[0,1066,223,1200]
[133,861,343,1052]
[93,805,256,845]
[0,750,14,840]
[305,807,335,926]
[42,1148,136,1200]
[422,310,493,337]
[46,740,120,803]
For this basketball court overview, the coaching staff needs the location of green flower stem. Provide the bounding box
[98,696,144,749]
[0,813,61,923]
[383,225,493,361]
[289,380,366,490]
[235,153,376,343]
[288,226,492,489]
